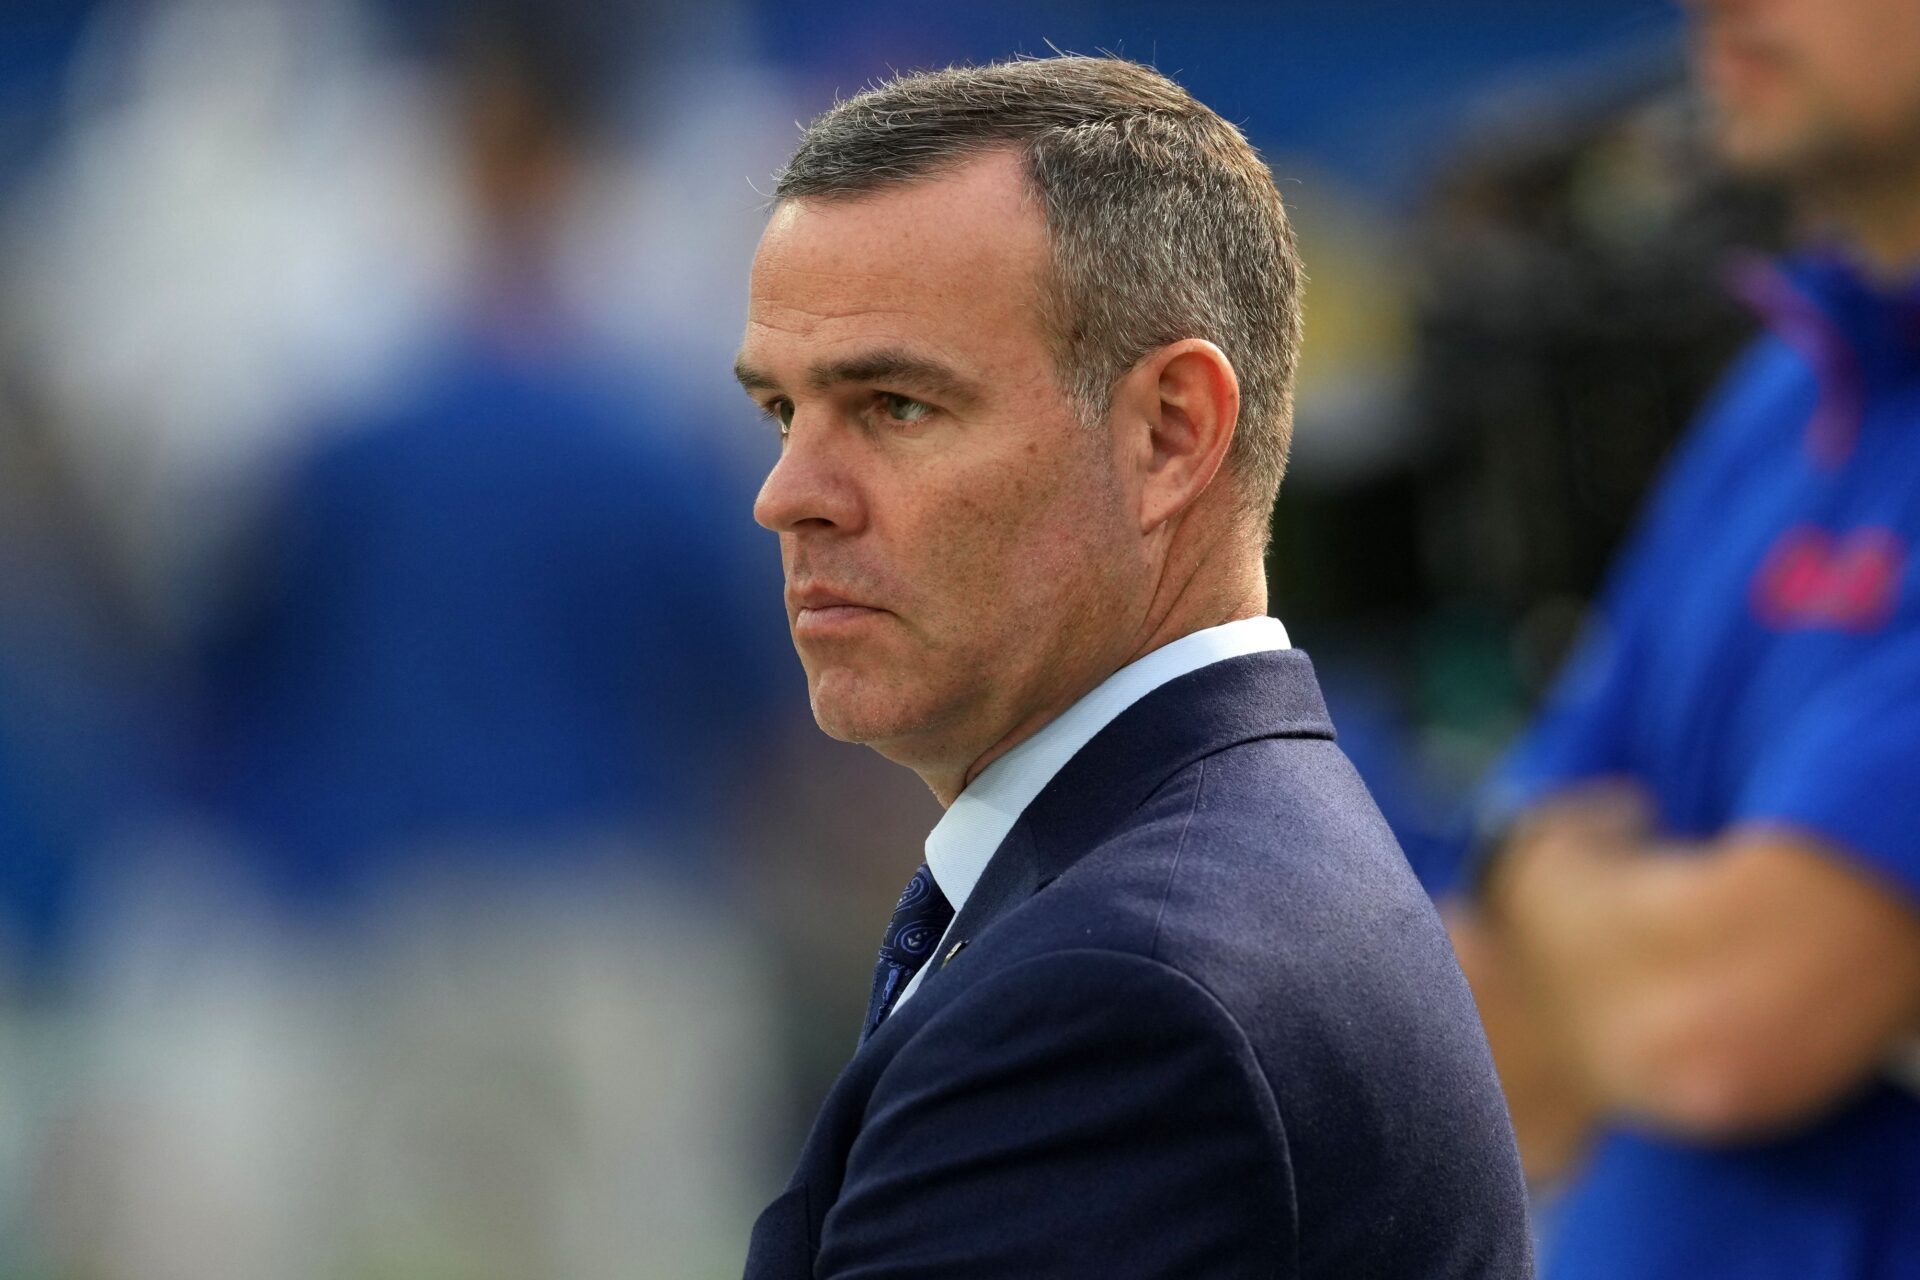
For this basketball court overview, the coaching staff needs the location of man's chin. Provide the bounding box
[1717,130,1812,178]
[807,684,895,745]
[807,701,870,744]
[1711,105,1848,182]
[805,673,936,750]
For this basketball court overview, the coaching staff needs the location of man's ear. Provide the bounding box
[1113,338,1240,534]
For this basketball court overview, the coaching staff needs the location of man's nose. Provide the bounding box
[753,423,865,535]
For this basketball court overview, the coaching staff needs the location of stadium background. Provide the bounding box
[0,1,1776,1276]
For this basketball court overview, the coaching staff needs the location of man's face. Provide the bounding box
[1687,0,1920,177]
[738,152,1143,774]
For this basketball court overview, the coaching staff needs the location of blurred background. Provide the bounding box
[0,1,1783,1276]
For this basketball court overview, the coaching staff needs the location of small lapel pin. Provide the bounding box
[942,939,968,967]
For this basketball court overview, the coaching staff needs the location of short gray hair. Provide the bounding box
[774,55,1304,524]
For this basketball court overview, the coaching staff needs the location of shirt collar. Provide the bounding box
[922,615,1290,916]
[1730,251,1907,467]
[1730,248,1920,454]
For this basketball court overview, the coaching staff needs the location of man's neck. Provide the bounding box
[923,569,1269,808]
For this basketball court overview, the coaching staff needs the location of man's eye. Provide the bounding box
[761,399,794,436]
[880,393,932,424]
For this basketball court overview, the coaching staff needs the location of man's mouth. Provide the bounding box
[789,583,889,637]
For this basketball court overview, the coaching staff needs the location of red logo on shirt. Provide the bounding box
[1751,525,1906,631]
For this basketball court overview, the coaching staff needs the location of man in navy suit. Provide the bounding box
[732,56,1531,1278]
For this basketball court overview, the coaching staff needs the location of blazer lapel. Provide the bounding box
[932,819,1047,976]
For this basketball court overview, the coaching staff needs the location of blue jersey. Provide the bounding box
[1487,252,1920,1279]
[197,330,794,905]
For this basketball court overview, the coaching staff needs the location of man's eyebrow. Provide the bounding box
[809,349,979,405]
[733,357,779,393]
[731,348,981,406]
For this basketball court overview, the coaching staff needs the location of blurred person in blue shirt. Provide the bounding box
[138,8,797,1276]
[196,3,788,903]
[1453,0,1920,1275]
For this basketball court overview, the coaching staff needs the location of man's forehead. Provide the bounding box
[749,153,1049,314]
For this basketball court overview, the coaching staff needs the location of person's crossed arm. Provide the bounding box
[1456,782,1920,1180]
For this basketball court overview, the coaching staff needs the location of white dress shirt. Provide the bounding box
[890,614,1291,1014]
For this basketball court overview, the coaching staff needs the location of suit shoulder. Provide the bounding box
[955,735,1421,973]
[1010,737,1532,1274]
[1037,735,1423,953]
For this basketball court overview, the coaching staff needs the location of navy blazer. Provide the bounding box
[744,650,1532,1278]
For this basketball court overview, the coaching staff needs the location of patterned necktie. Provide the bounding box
[862,862,955,1044]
